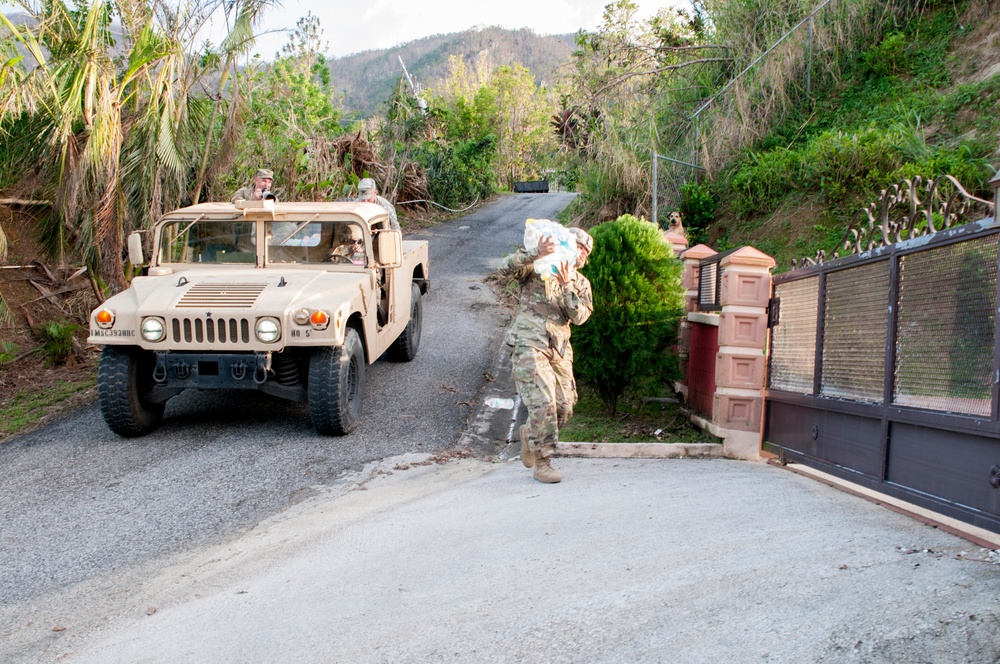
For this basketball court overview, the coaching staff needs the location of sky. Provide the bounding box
[254,0,688,59]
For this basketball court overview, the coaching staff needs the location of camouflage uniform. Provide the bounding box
[231,186,258,203]
[499,247,593,455]
[358,194,400,232]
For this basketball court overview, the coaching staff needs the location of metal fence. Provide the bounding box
[764,176,1000,533]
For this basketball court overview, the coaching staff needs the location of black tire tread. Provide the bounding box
[387,282,422,362]
[97,346,164,437]
[309,328,365,435]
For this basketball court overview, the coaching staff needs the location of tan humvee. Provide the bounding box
[88,200,429,436]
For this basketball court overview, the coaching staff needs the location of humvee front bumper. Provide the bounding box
[150,351,308,403]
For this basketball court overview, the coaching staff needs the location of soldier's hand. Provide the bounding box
[537,235,555,258]
[555,261,573,285]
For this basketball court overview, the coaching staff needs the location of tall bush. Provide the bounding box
[574,215,685,415]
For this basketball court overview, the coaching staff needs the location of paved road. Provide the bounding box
[0,194,575,642]
[24,457,1000,663]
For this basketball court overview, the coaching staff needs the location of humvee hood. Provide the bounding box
[126,269,369,314]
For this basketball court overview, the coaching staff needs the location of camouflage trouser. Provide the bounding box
[511,344,577,454]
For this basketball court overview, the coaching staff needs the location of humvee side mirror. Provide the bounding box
[127,231,144,266]
[375,229,403,269]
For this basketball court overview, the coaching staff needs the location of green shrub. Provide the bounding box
[863,32,908,78]
[678,181,717,244]
[574,215,685,415]
[37,321,79,367]
[729,124,994,218]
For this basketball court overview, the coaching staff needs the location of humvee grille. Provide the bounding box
[170,316,251,344]
[176,283,267,309]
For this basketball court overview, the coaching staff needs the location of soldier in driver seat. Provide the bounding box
[328,225,367,265]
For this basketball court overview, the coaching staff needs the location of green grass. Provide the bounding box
[0,376,96,437]
[560,387,720,444]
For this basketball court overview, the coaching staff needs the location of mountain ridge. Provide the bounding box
[324,26,576,117]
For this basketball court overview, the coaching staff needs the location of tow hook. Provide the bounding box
[253,353,270,385]
[153,353,168,383]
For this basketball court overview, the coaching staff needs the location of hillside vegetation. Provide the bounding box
[325,27,574,118]
[707,1,1000,268]
[553,0,1000,270]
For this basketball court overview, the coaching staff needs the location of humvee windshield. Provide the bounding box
[156,218,369,266]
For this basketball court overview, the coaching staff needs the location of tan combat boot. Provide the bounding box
[533,446,562,484]
[519,425,535,468]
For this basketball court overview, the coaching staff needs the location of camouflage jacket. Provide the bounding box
[499,247,593,355]
[357,195,400,231]
[231,186,258,203]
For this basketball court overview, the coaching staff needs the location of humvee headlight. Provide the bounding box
[255,317,281,343]
[293,308,311,325]
[95,309,115,329]
[140,317,165,342]
[310,310,329,330]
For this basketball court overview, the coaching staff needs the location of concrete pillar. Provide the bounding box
[663,230,689,258]
[711,246,776,460]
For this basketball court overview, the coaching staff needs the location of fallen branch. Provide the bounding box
[28,279,68,313]
[0,198,51,206]
[10,346,43,363]
[67,266,88,282]
[33,261,58,283]
[22,281,87,305]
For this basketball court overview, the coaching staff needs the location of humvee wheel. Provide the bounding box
[98,346,165,437]
[387,282,422,362]
[309,327,366,435]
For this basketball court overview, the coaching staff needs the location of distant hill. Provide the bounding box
[325,26,577,118]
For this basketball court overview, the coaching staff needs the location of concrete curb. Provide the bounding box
[555,442,725,458]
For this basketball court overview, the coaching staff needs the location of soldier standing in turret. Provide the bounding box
[498,227,593,483]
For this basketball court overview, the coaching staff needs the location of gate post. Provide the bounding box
[676,244,717,403]
[713,247,776,460]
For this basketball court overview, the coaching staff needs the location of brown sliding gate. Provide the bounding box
[763,176,1000,534]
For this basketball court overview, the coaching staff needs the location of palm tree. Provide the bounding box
[0,0,277,290]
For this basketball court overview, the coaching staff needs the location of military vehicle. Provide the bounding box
[88,200,428,436]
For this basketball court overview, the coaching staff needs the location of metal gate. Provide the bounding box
[763,176,1000,534]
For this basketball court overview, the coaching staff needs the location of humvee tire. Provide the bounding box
[309,327,365,435]
[98,346,165,437]
[387,282,422,362]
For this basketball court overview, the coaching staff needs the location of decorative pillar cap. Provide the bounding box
[719,246,776,269]
[681,244,717,261]
[663,230,689,246]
